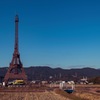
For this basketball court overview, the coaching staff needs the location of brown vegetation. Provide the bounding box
[0,91,70,100]
[55,85,100,100]
[89,77,100,84]
[74,85,100,100]
[54,89,87,100]
[0,85,100,100]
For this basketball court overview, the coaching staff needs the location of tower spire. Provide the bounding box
[15,15,19,54]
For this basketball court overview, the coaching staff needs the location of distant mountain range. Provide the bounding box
[0,66,100,82]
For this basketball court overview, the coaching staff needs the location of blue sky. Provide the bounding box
[0,0,100,69]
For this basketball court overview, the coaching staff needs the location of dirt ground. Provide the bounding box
[74,92,100,100]
[74,85,100,100]
[0,91,71,100]
[0,85,100,100]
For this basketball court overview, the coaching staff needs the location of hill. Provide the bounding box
[0,66,100,82]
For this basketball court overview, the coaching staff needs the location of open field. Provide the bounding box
[0,91,71,100]
[74,85,100,100]
[0,85,99,100]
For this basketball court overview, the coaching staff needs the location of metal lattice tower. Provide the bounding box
[4,15,27,84]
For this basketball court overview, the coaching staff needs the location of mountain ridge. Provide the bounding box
[0,66,100,81]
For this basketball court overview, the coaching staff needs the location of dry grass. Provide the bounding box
[74,84,100,100]
[54,85,100,100]
[54,89,88,100]
[74,92,100,100]
[0,91,71,100]
[0,85,100,100]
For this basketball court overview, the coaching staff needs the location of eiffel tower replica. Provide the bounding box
[4,15,27,84]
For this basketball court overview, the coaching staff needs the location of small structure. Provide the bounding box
[2,82,5,87]
[64,81,75,93]
[59,81,66,89]
[59,81,75,94]
[80,77,88,84]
